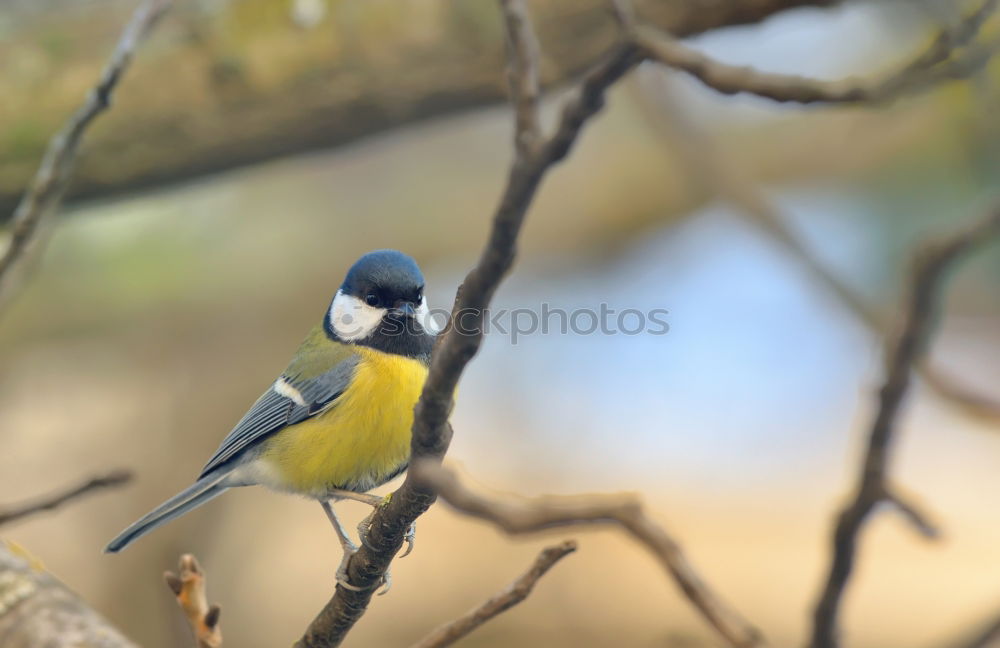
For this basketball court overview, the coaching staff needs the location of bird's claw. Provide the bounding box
[335,544,392,594]
[376,570,392,596]
[400,521,416,558]
[335,542,364,592]
[357,514,416,560]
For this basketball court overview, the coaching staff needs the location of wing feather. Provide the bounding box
[199,355,359,477]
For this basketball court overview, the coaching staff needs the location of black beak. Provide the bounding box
[393,301,416,317]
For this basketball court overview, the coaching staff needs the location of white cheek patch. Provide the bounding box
[415,296,441,334]
[329,290,385,341]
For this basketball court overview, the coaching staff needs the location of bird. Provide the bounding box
[105,249,436,591]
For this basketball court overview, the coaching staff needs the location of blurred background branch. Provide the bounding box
[810,209,1000,648]
[0,0,172,310]
[631,0,998,104]
[0,0,843,217]
[0,469,132,527]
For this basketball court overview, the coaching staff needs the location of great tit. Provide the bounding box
[105,249,436,587]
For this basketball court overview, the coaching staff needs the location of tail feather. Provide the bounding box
[104,472,230,553]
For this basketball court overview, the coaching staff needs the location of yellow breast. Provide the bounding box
[259,347,428,497]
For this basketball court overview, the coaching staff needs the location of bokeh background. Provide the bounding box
[2,1,1000,646]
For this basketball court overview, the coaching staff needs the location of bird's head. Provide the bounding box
[327,249,432,346]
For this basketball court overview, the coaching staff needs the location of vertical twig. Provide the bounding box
[809,211,1000,648]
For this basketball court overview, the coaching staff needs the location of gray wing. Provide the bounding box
[198,358,359,477]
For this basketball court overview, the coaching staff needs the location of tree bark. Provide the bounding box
[0,543,135,648]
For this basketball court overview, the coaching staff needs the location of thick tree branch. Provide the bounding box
[412,462,765,648]
[409,540,577,648]
[164,554,222,648]
[0,470,132,528]
[0,542,136,647]
[809,209,1000,648]
[0,0,845,215]
[0,0,172,309]
[631,0,997,104]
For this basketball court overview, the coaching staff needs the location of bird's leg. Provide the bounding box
[321,499,396,594]
[326,489,413,556]
[320,500,363,592]
[326,488,384,507]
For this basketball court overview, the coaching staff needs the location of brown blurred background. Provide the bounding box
[2,1,1000,647]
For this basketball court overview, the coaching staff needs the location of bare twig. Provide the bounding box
[0,0,172,308]
[809,209,1000,648]
[164,554,222,648]
[294,8,640,648]
[0,470,132,527]
[409,540,577,648]
[631,0,998,105]
[412,462,765,648]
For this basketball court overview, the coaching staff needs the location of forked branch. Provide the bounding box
[412,461,765,648]
[810,209,1000,648]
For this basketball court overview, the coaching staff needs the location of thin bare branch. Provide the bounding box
[164,554,222,648]
[631,71,1000,423]
[632,0,998,105]
[412,461,766,648]
[294,10,640,648]
[0,0,172,309]
[809,209,1000,648]
[0,470,132,527]
[499,0,543,155]
[409,540,577,648]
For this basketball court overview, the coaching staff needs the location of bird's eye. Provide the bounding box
[365,293,379,307]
